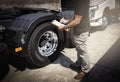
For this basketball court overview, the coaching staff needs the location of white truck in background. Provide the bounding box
[89,0,116,30]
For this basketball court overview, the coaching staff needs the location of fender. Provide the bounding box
[7,11,60,32]
[4,11,61,52]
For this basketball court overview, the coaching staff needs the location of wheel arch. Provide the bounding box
[8,12,61,32]
[9,12,61,41]
[99,7,110,31]
[5,12,65,55]
[24,15,61,45]
[103,7,110,16]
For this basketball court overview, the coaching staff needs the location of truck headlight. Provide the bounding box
[89,5,99,19]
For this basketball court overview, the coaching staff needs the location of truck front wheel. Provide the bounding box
[27,22,64,67]
[99,10,110,31]
[100,15,109,30]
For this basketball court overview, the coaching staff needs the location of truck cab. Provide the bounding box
[89,0,115,30]
[0,0,65,67]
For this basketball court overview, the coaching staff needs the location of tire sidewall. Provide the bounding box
[28,22,64,66]
[100,10,110,31]
[102,15,108,29]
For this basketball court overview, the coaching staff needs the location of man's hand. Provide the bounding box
[59,15,82,32]
[58,25,71,32]
[58,18,71,32]
[51,20,66,31]
[58,25,65,31]
[60,18,70,24]
[52,15,82,32]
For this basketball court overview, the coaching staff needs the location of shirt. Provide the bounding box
[61,0,90,33]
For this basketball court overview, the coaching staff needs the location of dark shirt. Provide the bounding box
[61,0,90,33]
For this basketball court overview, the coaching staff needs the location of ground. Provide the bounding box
[1,23,120,82]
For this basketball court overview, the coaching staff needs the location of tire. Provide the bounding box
[99,10,110,31]
[27,22,64,67]
[0,43,9,81]
[0,64,9,81]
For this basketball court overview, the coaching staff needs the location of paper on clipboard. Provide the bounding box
[51,20,65,27]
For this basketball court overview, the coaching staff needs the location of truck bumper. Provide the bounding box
[90,18,102,27]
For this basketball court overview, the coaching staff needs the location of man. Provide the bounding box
[59,0,90,80]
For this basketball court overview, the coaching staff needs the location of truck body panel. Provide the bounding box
[0,0,60,11]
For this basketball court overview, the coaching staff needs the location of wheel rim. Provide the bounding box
[102,16,108,28]
[38,31,58,57]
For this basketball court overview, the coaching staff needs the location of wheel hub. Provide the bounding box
[38,31,58,57]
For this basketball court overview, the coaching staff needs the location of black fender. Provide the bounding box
[7,12,60,32]
[4,12,62,54]
[7,11,61,39]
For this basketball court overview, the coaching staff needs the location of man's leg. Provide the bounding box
[75,40,90,73]
[73,31,90,79]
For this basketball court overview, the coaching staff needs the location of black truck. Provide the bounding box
[0,0,76,68]
[0,6,67,67]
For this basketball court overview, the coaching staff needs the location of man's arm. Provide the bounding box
[59,15,82,31]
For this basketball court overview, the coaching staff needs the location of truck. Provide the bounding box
[0,0,65,67]
[89,0,116,30]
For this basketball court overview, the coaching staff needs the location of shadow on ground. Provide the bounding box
[80,37,120,82]
[8,54,39,71]
[7,52,74,71]
[53,52,80,73]
[0,65,9,81]
[7,36,120,82]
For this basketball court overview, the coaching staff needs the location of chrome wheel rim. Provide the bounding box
[38,31,58,57]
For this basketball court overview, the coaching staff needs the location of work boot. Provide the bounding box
[74,71,86,80]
